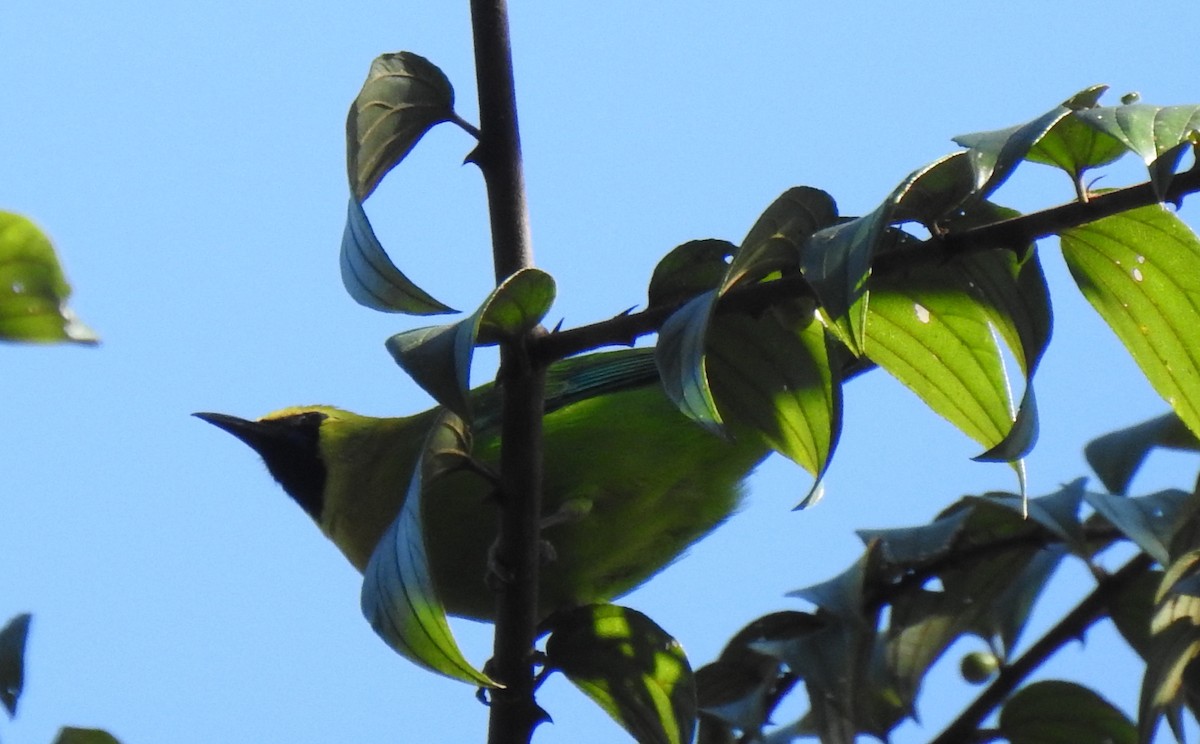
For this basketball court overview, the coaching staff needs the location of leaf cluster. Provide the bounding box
[330,47,1200,744]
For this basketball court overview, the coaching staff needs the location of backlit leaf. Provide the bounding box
[361,410,497,687]
[547,604,696,744]
[864,254,1017,457]
[386,268,555,417]
[706,302,841,507]
[1027,112,1127,183]
[952,85,1106,198]
[1060,206,1200,440]
[0,212,97,344]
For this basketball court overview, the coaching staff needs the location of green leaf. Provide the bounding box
[360,410,498,687]
[1080,103,1200,170]
[999,680,1135,744]
[546,604,696,744]
[864,253,1018,458]
[1027,111,1128,183]
[386,268,555,417]
[1084,489,1195,566]
[475,267,556,344]
[1076,104,1200,197]
[1060,205,1200,441]
[738,186,838,285]
[1086,413,1200,496]
[53,729,123,744]
[705,302,842,507]
[952,85,1106,198]
[647,239,736,309]
[1140,550,1200,743]
[802,153,990,355]
[52,729,123,744]
[657,187,840,434]
[0,212,98,344]
[802,203,885,354]
[346,52,457,201]
[341,197,457,315]
[0,613,30,717]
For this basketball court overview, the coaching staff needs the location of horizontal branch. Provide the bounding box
[532,160,1200,365]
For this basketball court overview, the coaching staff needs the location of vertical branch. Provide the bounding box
[470,0,533,282]
[469,2,546,742]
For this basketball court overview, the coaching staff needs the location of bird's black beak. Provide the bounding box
[194,411,259,442]
[193,411,328,522]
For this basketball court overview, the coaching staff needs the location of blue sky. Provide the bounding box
[4,2,1200,742]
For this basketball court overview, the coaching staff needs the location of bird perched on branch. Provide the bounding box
[196,348,769,622]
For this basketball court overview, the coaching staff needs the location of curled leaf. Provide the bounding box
[360,410,498,687]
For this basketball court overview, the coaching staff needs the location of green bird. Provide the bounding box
[196,348,769,623]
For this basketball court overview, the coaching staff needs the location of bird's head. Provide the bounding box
[194,407,342,522]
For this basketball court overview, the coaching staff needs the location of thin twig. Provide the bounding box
[928,552,1154,744]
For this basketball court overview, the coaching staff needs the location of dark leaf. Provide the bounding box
[52,729,123,744]
[983,480,1088,555]
[1076,104,1200,197]
[547,604,696,744]
[0,613,31,717]
[1086,413,1200,495]
[386,322,474,418]
[1108,569,1161,659]
[856,508,970,566]
[999,680,1135,744]
[346,52,457,201]
[656,292,723,433]
[738,187,838,285]
[1084,489,1195,566]
[699,612,816,737]
[647,239,736,309]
